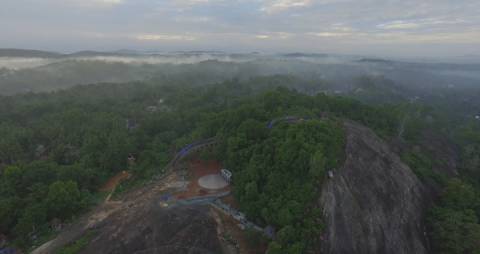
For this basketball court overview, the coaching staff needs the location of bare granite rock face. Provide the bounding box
[320,121,430,254]
[80,204,222,254]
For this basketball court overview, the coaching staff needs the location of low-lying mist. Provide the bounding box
[0,51,479,102]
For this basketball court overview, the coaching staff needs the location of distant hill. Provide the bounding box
[283,52,330,58]
[357,58,394,64]
[67,50,136,57]
[0,48,138,58]
[0,48,62,58]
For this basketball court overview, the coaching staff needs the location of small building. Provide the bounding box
[221,169,232,182]
[50,218,63,232]
[35,144,47,159]
[128,154,136,162]
[146,106,158,112]
[327,170,334,179]
[0,234,6,248]
[475,115,480,120]
[264,225,275,239]
[126,119,138,131]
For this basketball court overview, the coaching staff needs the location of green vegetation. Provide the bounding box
[401,150,447,185]
[0,79,401,251]
[230,120,342,253]
[0,83,187,248]
[428,179,480,254]
[397,104,480,254]
[1,74,480,252]
[55,231,95,254]
[197,88,399,253]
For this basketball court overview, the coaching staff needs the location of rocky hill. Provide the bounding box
[80,205,222,254]
[320,121,430,254]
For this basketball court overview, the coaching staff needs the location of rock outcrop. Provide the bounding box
[320,121,430,254]
[80,204,222,254]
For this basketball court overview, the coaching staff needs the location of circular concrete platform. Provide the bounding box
[198,174,229,190]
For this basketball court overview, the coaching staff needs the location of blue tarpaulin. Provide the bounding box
[0,248,16,254]
[160,193,172,202]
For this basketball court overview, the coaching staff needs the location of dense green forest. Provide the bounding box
[0,77,479,253]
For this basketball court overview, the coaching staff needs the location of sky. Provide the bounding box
[1,0,479,58]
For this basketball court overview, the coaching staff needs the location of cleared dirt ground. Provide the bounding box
[99,171,131,192]
[32,155,243,254]
[175,159,230,199]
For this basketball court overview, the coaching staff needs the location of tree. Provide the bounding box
[309,150,326,178]
[276,225,296,245]
[430,207,480,254]
[429,179,480,254]
[14,203,47,239]
[266,241,283,254]
[0,198,19,233]
[442,178,478,210]
[46,181,84,220]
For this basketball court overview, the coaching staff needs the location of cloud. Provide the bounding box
[61,0,124,7]
[307,32,354,37]
[261,0,312,13]
[377,18,466,30]
[134,34,197,41]
[371,31,480,44]
[254,32,292,39]
[1,0,479,57]
[172,0,225,7]
[377,21,420,30]
[255,35,270,39]
[173,16,213,23]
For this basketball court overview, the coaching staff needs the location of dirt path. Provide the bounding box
[31,139,223,254]
[31,169,179,254]
[31,201,123,254]
[99,171,131,192]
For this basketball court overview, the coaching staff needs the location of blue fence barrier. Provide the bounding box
[0,248,16,254]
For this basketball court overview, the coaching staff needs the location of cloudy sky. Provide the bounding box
[1,0,479,57]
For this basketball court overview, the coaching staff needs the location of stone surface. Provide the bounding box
[320,121,430,254]
[80,204,222,254]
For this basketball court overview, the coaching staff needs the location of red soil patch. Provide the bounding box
[175,158,230,199]
[220,194,241,210]
[99,171,131,192]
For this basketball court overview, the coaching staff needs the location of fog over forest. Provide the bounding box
[1,1,480,254]
[1,50,479,96]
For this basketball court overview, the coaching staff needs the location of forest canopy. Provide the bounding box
[0,77,479,253]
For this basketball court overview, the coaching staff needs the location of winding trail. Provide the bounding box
[31,138,217,254]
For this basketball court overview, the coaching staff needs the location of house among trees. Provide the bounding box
[0,234,6,248]
[264,225,275,239]
[50,218,63,232]
[327,170,334,179]
[34,144,47,159]
[221,169,232,182]
[145,106,158,112]
[128,153,136,162]
[126,119,138,131]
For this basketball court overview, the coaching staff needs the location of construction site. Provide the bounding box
[31,139,268,254]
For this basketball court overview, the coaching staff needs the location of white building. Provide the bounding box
[221,169,232,182]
